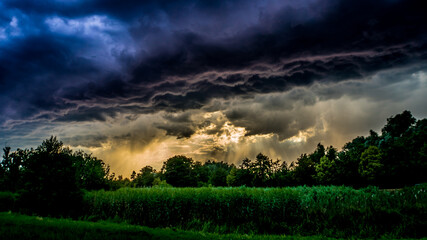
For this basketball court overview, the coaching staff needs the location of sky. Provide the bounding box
[0,0,426,176]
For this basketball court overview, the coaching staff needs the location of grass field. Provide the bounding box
[1,184,426,239]
[0,212,350,240]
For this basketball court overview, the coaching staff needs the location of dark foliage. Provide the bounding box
[17,137,82,216]
[133,166,156,187]
[84,185,427,238]
[0,136,110,217]
[162,155,197,187]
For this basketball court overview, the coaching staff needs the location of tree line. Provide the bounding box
[120,110,427,188]
[0,110,426,215]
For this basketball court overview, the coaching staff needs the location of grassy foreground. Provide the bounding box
[1,185,426,239]
[0,212,346,240]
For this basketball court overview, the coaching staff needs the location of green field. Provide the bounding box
[0,212,348,240]
[1,185,426,239]
[1,212,426,240]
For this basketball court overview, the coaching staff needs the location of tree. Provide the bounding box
[72,151,109,190]
[1,147,28,191]
[134,166,156,187]
[311,143,326,164]
[162,155,196,187]
[382,110,415,138]
[315,156,337,184]
[268,160,291,187]
[359,146,383,182]
[325,146,337,161]
[388,118,427,185]
[234,158,254,186]
[0,147,12,190]
[130,171,136,180]
[209,167,227,186]
[379,111,419,186]
[314,146,339,185]
[202,160,232,186]
[226,167,237,186]
[293,153,315,185]
[192,161,209,186]
[292,143,326,185]
[251,153,272,187]
[20,136,82,216]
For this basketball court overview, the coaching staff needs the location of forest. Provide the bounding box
[0,110,426,238]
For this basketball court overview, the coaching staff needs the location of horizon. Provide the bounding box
[1,0,426,176]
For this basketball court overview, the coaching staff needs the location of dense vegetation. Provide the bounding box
[0,137,110,216]
[0,110,426,238]
[82,185,426,238]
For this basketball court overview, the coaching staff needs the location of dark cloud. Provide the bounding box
[0,33,101,122]
[1,0,426,142]
[63,134,108,148]
[146,43,426,114]
[156,111,197,138]
[124,0,427,84]
[225,102,317,140]
[54,106,118,122]
[157,124,195,139]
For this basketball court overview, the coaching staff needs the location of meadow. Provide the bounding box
[1,212,339,240]
[1,184,426,239]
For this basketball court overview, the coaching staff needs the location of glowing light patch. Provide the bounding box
[218,122,246,144]
[285,128,316,143]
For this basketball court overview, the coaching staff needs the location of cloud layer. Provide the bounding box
[1,0,426,175]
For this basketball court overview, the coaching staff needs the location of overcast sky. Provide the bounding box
[1,0,426,176]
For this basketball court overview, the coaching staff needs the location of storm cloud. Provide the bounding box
[1,0,426,175]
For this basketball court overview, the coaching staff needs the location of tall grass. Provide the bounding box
[83,185,427,238]
[3,212,336,240]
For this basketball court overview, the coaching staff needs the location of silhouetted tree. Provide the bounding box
[202,160,232,186]
[382,110,416,138]
[162,155,196,187]
[234,158,254,186]
[20,136,82,217]
[192,161,209,186]
[311,143,326,164]
[134,166,156,187]
[130,171,136,180]
[268,160,292,187]
[72,151,109,190]
[0,147,28,191]
[251,153,272,187]
[293,153,315,185]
